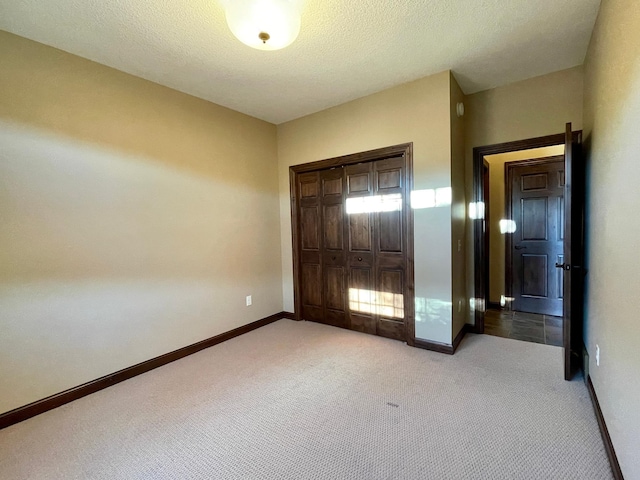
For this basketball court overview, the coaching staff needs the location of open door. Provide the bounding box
[560,123,585,380]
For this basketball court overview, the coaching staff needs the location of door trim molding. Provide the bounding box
[472,132,581,334]
[289,143,415,345]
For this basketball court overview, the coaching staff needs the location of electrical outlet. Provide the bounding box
[246,295,252,307]
[596,344,600,367]
[457,299,462,313]
[457,239,462,252]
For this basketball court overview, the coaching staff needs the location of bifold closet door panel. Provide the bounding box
[320,168,348,328]
[295,154,409,342]
[345,162,376,334]
[297,171,324,324]
[373,157,406,341]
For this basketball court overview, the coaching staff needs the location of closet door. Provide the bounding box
[344,157,407,341]
[320,168,347,328]
[295,155,408,342]
[345,162,376,334]
[297,171,324,324]
[373,157,407,340]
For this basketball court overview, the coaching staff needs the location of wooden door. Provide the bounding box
[320,168,348,328]
[343,158,408,340]
[345,162,377,335]
[297,171,324,324]
[509,158,565,316]
[294,152,410,342]
[372,157,407,340]
[562,123,585,380]
[296,169,348,328]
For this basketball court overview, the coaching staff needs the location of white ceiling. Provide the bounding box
[0,0,601,124]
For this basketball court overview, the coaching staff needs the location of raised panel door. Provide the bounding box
[345,162,375,334]
[373,157,407,340]
[297,171,323,323]
[294,151,410,344]
[511,159,564,316]
[320,168,347,328]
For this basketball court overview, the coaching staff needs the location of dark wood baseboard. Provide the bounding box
[452,324,468,351]
[586,375,624,480]
[467,323,483,334]
[414,325,469,355]
[0,312,290,431]
[414,338,454,354]
[281,311,296,320]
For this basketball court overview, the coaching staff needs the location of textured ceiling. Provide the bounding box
[0,0,601,124]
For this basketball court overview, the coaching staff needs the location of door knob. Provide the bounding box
[358,257,363,261]
[555,263,571,271]
[514,245,527,250]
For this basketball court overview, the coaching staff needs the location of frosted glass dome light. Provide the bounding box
[224,0,302,51]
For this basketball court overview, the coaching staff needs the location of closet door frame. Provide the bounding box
[289,143,415,346]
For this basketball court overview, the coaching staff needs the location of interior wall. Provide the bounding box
[278,71,455,344]
[582,0,640,477]
[0,32,282,414]
[464,66,584,321]
[484,145,565,305]
[450,74,467,338]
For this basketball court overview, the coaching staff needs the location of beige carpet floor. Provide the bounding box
[0,319,612,479]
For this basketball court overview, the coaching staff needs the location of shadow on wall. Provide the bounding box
[0,120,279,282]
[0,119,283,412]
[0,31,276,192]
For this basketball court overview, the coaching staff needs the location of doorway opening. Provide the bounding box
[472,126,585,380]
[484,146,565,346]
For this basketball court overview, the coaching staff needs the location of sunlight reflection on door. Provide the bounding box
[345,194,402,214]
[349,288,404,319]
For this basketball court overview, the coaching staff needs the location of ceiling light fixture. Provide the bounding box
[223,0,302,51]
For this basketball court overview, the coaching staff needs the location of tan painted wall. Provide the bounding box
[464,66,584,320]
[278,71,455,344]
[465,66,584,149]
[0,32,282,414]
[582,0,640,476]
[450,74,467,338]
[484,145,564,304]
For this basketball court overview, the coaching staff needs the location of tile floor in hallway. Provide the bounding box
[484,308,563,346]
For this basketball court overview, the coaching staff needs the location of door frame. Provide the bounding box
[289,143,416,345]
[472,132,581,334]
[482,159,490,308]
[504,155,565,314]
